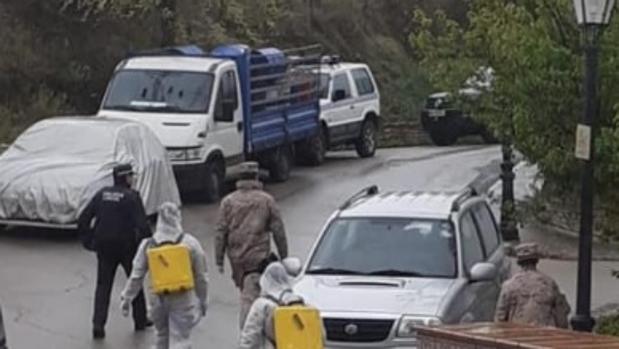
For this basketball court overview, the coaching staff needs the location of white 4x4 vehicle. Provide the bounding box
[300,59,380,165]
[294,186,510,348]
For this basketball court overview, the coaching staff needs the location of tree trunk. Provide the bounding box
[160,0,176,46]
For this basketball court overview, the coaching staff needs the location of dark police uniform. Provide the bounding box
[78,164,151,337]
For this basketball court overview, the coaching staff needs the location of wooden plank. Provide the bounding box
[417,323,619,349]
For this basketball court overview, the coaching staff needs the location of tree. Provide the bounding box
[411,0,619,236]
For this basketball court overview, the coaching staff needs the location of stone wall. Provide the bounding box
[378,121,431,148]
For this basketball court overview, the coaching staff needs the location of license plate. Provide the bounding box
[428,109,446,118]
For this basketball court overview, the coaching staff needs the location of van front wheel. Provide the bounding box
[203,160,224,203]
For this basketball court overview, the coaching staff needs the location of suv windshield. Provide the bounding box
[307,218,457,278]
[103,70,214,113]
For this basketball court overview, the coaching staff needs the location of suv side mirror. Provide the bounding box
[332,89,346,102]
[469,262,497,282]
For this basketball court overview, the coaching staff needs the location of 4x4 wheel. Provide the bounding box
[480,129,498,144]
[303,127,327,166]
[355,120,377,158]
[429,130,457,146]
[202,160,224,203]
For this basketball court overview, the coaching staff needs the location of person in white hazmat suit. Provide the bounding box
[238,259,304,349]
[120,202,208,349]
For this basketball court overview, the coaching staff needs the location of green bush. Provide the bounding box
[0,88,70,144]
[597,313,619,337]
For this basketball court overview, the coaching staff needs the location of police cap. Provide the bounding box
[113,163,134,178]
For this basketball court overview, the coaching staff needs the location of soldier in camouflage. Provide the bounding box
[215,162,288,328]
[495,243,570,328]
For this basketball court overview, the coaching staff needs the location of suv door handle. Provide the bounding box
[237,122,243,132]
[350,105,356,110]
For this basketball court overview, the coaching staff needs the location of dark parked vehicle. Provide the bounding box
[421,89,496,146]
[421,68,496,146]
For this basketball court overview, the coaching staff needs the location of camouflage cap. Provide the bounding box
[239,161,259,175]
[515,242,540,262]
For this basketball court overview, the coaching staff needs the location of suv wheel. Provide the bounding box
[355,120,377,158]
[304,127,327,166]
[480,129,498,144]
[429,130,457,146]
[203,160,224,203]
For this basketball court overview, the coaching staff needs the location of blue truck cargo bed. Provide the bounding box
[211,44,321,155]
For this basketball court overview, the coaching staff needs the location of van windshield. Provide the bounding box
[103,70,214,113]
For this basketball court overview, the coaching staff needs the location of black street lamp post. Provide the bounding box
[571,0,615,333]
[500,142,519,242]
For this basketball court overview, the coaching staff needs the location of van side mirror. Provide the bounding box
[469,262,497,283]
[215,98,236,122]
[332,89,346,102]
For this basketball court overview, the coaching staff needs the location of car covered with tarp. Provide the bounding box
[0,116,181,229]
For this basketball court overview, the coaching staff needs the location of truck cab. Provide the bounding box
[98,45,322,201]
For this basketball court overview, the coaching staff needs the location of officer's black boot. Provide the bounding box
[93,327,105,340]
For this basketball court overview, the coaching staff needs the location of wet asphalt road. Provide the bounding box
[0,145,502,349]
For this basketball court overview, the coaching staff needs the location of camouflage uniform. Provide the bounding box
[215,163,288,327]
[495,243,570,328]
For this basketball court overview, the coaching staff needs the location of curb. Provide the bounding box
[482,161,619,261]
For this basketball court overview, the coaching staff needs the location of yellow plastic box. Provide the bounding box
[147,244,194,294]
[274,305,324,349]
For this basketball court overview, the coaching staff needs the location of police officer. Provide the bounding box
[78,164,151,339]
[495,242,570,328]
[215,161,288,328]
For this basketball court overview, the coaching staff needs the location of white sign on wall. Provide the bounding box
[575,124,592,160]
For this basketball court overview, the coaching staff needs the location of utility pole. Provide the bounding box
[570,0,615,333]
[160,0,176,46]
[308,0,314,32]
[500,141,519,242]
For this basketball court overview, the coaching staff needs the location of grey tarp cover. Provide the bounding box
[0,117,181,225]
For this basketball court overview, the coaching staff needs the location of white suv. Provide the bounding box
[294,186,510,348]
[298,58,380,165]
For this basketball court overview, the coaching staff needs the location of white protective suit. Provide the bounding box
[238,262,304,349]
[120,202,209,349]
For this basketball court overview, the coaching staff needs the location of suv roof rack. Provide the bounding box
[321,55,341,65]
[451,186,477,212]
[339,185,379,210]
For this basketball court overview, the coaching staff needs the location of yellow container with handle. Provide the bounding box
[146,234,194,295]
[274,305,324,349]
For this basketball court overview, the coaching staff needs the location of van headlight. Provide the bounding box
[185,147,203,160]
[166,146,203,162]
[167,149,187,161]
[396,316,442,338]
